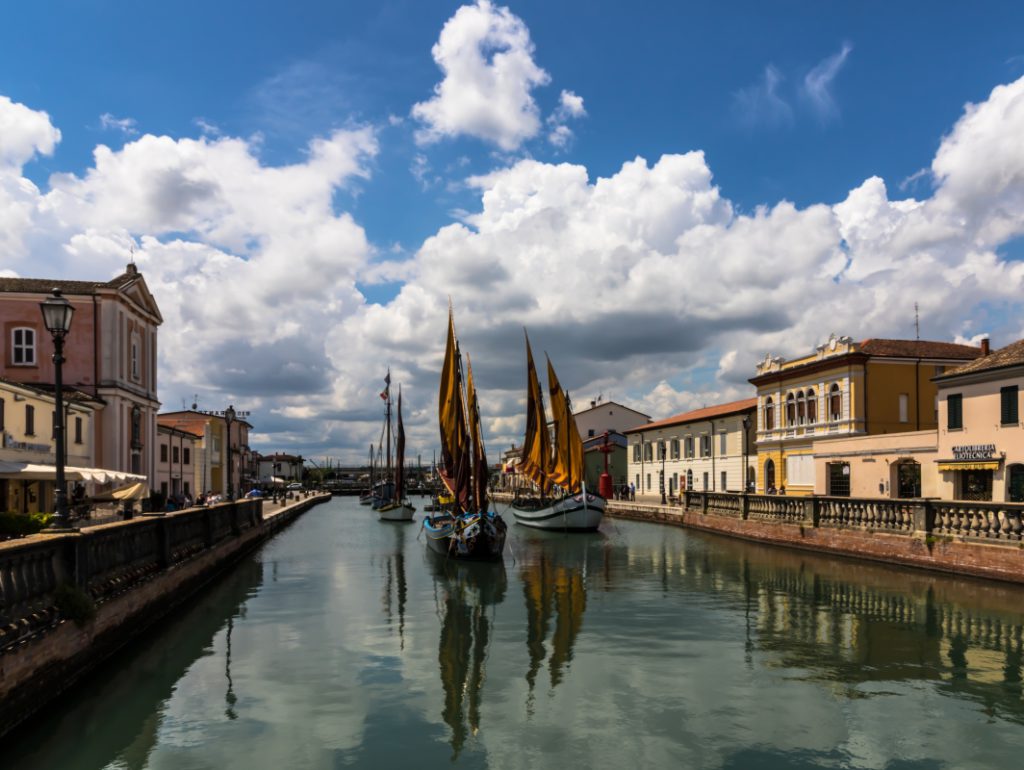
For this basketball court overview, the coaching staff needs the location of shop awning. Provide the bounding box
[91,482,150,501]
[0,461,147,483]
[937,460,1001,472]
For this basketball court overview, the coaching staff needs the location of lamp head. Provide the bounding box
[40,289,75,336]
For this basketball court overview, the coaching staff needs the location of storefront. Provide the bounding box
[936,445,1002,502]
[812,430,938,499]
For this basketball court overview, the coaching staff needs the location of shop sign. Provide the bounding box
[2,432,51,453]
[952,444,996,460]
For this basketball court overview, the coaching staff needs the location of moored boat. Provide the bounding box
[378,383,415,522]
[426,307,506,560]
[509,335,606,532]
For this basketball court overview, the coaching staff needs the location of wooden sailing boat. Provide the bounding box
[510,334,606,531]
[359,444,374,505]
[423,308,507,560]
[379,385,416,521]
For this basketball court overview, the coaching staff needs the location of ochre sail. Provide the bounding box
[439,309,470,511]
[546,357,571,489]
[465,354,488,514]
[519,333,553,495]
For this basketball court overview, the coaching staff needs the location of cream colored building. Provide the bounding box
[812,430,938,498]
[933,338,1024,502]
[158,410,251,498]
[0,378,99,513]
[154,423,199,501]
[750,334,982,496]
[625,398,757,498]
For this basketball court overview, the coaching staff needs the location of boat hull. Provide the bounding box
[510,492,606,532]
[423,511,507,561]
[378,501,416,522]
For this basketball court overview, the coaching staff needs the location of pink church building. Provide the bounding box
[0,263,163,485]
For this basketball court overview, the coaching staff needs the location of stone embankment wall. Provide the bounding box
[0,494,329,739]
[604,491,1024,584]
[493,491,1024,583]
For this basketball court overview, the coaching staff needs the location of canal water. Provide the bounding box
[7,497,1024,769]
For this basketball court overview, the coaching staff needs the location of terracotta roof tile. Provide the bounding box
[858,338,982,360]
[936,338,1024,379]
[623,397,757,434]
[0,268,138,296]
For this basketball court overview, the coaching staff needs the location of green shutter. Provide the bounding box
[1002,386,1019,425]
[947,394,962,430]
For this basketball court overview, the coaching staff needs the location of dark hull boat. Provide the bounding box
[427,307,505,561]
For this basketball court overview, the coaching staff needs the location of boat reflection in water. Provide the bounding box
[427,552,507,759]
[519,531,597,705]
[380,524,409,650]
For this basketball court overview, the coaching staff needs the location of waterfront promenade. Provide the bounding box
[0,492,330,740]
[494,490,1024,584]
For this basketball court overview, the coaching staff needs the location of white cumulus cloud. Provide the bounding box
[411,0,551,151]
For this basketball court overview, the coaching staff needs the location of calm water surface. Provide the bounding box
[8,497,1024,769]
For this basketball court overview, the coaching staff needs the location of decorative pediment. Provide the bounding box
[755,352,785,375]
[116,273,164,324]
[816,333,854,359]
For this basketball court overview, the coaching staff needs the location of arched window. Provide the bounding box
[764,459,776,492]
[796,390,806,424]
[686,469,693,490]
[806,388,817,424]
[829,383,842,421]
[764,398,774,430]
[786,393,796,426]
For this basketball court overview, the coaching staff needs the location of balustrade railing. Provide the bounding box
[0,499,264,651]
[747,494,805,523]
[931,501,1024,542]
[817,497,915,533]
[672,490,1024,546]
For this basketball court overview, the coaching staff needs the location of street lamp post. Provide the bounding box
[40,289,75,530]
[224,405,236,501]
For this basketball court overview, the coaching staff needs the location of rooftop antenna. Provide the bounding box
[914,302,920,341]
[191,394,200,411]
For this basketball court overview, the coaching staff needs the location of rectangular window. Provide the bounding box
[643,442,653,462]
[646,473,651,491]
[632,444,641,462]
[172,445,180,464]
[670,439,680,459]
[1001,386,1019,425]
[184,481,191,496]
[12,327,36,365]
[160,481,168,496]
[898,393,909,423]
[702,471,709,491]
[700,435,710,457]
[74,416,82,444]
[587,428,595,437]
[721,471,727,491]
[719,432,727,455]
[25,405,35,436]
[947,394,963,430]
[828,463,851,496]
[685,436,694,458]
[184,447,191,465]
[160,443,168,462]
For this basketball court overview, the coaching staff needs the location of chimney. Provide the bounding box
[981,338,990,356]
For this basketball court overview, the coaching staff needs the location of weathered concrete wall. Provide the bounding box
[0,494,328,740]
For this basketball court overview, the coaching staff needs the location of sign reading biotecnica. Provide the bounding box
[1,432,50,453]
[952,444,996,460]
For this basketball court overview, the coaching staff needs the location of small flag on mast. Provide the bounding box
[380,370,391,401]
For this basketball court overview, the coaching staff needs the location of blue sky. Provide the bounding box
[3,2,1024,459]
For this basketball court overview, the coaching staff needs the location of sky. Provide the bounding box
[3,1,1024,464]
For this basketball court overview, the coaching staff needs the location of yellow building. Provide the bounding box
[748,334,982,496]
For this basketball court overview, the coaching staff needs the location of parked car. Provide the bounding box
[286,482,303,490]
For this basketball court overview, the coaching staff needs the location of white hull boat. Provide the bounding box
[378,501,416,522]
[510,491,605,532]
